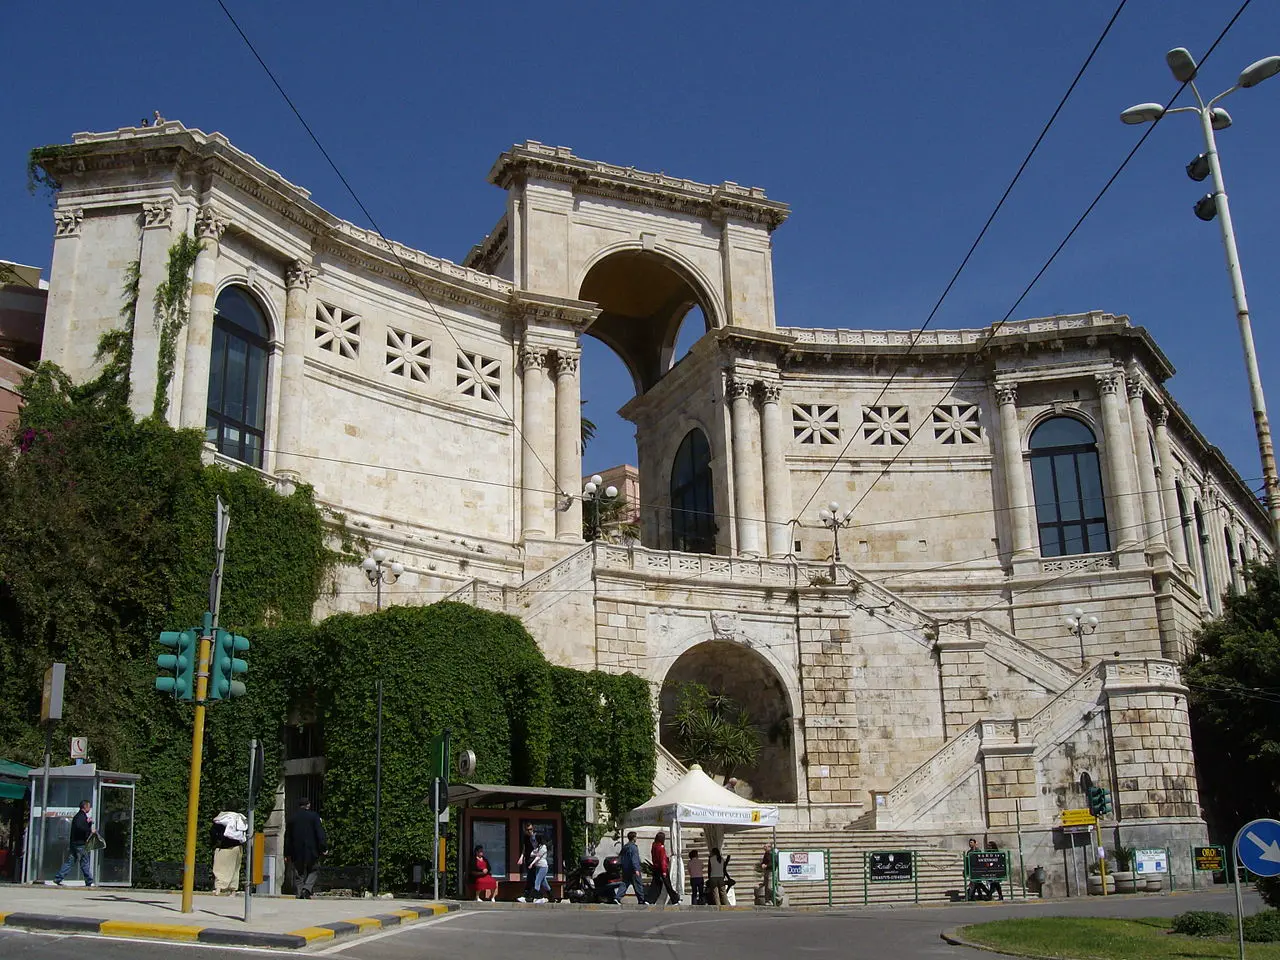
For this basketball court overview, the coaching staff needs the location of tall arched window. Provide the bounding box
[1225,526,1239,593]
[1194,502,1217,612]
[670,428,715,554]
[1029,417,1109,557]
[207,286,270,468]
[1176,480,1197,583]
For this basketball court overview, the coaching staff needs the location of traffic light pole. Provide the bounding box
[1094,820,1109,897]
[181,620,213,914]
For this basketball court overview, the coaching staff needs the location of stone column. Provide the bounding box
[728,374,763,557]
[1153,407,1188,566]
[41,207,84,369]
[1097,371,1140,550]
[758,380,792,558]
[1127,376,1166,550]
[520,344,552,539]
[275,259,317,480]
[554,350,583,542]
[996,383,1035,557]
[128,200,175,421]
[179,206,227,431]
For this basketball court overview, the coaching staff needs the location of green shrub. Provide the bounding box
[1244,909,1280,943]
[1171,911,1234,937]
[1258,875,1280,909]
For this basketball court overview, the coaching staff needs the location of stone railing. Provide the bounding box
[877,725,983,830]
[966,619,1075,693]
[784,312,1127,349]
[654,743,689,794]
[1014,664,1107,747]
[330,221,515,294]
[593,543,834,587]
[1040,552,1118,574]
[507,545,595,620]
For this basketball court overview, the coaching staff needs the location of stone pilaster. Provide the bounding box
[554,350,583,542]
[758,380,792,558]
[798,614,860,805]
[41,207,85,370]
[1127,375,1166,551]
[1097,371,1140,551]
[128,200,175,421]
[981,739,1040,829]
[1153,407,1188,566]
[520,343,553,539]
[275,259,317,479]
[728,373,763,557]
[995,383,1034,557]
[179,206,228,431]
[1104,660,1200,821]
[936,628,989,736]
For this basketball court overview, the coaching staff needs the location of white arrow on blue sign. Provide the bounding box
[1235,818,1280,878]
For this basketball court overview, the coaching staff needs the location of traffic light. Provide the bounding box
[156,629,198,701]
[208,628,249,700]
[1087,785,1113,817]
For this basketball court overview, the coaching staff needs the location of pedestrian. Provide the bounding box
[706,847,727,905]
[518,833,551,903]
[687,848,705,904]
[646,830,680,905]
[210,809,248,895]
[985,841,1004,901]
[51,800,97,887]
[284,798,328,899]
[516,823,537,902]
[964,838,984,901]
[471,844,498,902]
[619,831,646,904]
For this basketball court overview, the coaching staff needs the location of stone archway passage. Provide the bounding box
[659,640,797,803]
[579,251,713,394]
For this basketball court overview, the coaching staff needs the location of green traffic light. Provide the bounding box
[208,628,250,701]
[156,628,198,701]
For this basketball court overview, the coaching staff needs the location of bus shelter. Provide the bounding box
[24,764,140,886]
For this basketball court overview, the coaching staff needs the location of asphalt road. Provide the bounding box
[0,888,1259,960]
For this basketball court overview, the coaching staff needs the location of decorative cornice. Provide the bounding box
[141,199,173,229]
[1095,371,1122,397]
[553,352,580,379]
[995,383,1018,406]
[195,205,228,242]
[520,344,549,371]
[488,141,790,231]
[285,259,318,291]
[53,207,84,238]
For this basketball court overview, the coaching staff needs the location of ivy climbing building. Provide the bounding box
[29,122,1272,898]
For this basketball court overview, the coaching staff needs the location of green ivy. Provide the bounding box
[152,234,200,420]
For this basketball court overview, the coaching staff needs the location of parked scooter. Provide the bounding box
[563,855,625,903]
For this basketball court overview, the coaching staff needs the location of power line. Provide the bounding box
[793,0,1130,522]
[211,0,568,500]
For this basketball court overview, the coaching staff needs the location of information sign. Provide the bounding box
[1135,848,1168,875]
[868,851,914,882]
[780,850,827,882]
[965,850,1009,881]
[1194,845,1225,872]
[69,738,88,760]
[1061,808,1097,827]
[1060,824,1093,835]
[1236,819,1280,879]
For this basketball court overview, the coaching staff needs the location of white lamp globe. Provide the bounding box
[362,557,377,572]
[605,485,618,499]
[372,548,388,563]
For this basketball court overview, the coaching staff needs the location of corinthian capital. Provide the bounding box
[520,344,548,371]
[1095,371,1122,397]
[142,199,174,229]
[553,351,580,379]
[726,375,755,401]
[53,207,84,238]
[195,205,228,242]
[994,382,1018,406]
[1126,374,1147,401]
[1153,405,1170,427]
[285,259,318,291]
[758,381,782,404]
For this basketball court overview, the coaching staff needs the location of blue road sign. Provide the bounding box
[1235,818,1280,878]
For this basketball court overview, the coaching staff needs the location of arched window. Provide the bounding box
[207,287,270,467]
[1176,480,1196,582]
[1194,502,1217,612]
[670,428,715,554]
[1029,417,1109,557]
[1225,526,1239,593]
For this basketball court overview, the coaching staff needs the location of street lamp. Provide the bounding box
[1120,48,1280,583]
[1064,608,1099,663]
[362,548,404,612]
[817,500,856,581]
[582,474,618,542]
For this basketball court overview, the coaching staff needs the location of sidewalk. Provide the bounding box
[0,884,456,949]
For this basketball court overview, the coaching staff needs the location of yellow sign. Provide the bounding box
[1061,808,1097,826]
[1194,846,1224,871]
[751,810,761,823]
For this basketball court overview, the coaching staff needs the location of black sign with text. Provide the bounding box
[966,850,1009,881]
[868,850,914,882]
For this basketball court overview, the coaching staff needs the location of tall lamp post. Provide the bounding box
[1121,48,1280,581]
[817,501,855,582]
[360,548,402,896]
[1064,607,1099,663]
[582,474,617,542]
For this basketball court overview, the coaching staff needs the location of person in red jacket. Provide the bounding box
[646,831,681,905]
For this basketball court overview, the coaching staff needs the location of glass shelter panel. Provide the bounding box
[98,783,134,885]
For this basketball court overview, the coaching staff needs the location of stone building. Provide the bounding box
[30,122,1271,896]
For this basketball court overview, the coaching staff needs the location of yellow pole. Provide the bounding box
[180,633,212,913]
[1095,820,1109,897]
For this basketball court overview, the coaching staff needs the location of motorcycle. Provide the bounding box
[563,854,625,903]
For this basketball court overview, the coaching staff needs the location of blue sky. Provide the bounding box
[5,1,1279,491]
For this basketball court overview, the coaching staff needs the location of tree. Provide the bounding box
[1182,561,1280,835]
[583,492,641,543]
[669,682,760,781]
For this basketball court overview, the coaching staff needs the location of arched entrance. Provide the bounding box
[659,640,797,802]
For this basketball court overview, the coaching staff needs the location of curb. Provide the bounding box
[0,902,456,949]
[940,925,1070,960]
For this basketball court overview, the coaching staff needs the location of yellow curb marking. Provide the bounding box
[99,921,204,942]
[0,913,8,925]
[388,910,419,920]
[287,926,337,942]
[347,918,383,932]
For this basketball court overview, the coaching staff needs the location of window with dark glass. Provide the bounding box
[207,287,269,468]
[1195,502,1217,611]
[1176,480,1197,583]
[670,428,715,554]
[1029,417,1110,557]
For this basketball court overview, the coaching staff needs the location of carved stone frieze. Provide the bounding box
[142,199,173,229]
[53,207,84,238]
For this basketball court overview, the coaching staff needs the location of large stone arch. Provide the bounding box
[578,246,721,394]
[658,638,799,803]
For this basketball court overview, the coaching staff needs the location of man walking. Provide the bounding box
[51,800,97,887]
[284,799,328,899]
[210,809,248,895]
[619,831,645,904]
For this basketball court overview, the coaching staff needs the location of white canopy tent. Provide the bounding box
[622,764,779,902]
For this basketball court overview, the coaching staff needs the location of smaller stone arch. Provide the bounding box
[215,274,284,344]
[659,638,798,803]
